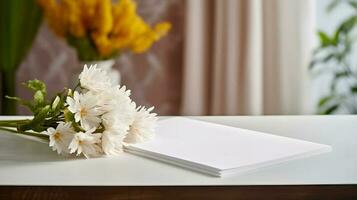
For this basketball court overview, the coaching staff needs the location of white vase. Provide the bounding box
[81,59,121,85]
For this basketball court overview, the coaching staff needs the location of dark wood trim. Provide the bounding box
[0,185,356,200]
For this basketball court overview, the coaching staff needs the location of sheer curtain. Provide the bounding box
[181,0,315,115]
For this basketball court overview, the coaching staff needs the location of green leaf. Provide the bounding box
[320,104,339,115]
[337,15,357,34]
[327,0,340,12]
[18,105,50,132]
[332,29,341,45]
[309,53,335,70]
[34,90,45,104]
[0,0,43,72]
[351,86,357,93]
[308,59,317,70]
[19,79,49,114]
[348,0,357,9]
[327,71,350,93]
[34,105,51,122]
[335,71,350,78]
[318,31,332,47]
[324,53,335,62]
[318,96,334,107]
[23,79,46,94]
[5,95,35,111]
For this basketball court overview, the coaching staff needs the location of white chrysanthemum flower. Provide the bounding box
[43,122,75,154]
[101,120,128,156]
[124,106,157,143]
[79,64,112,93]
[98,85,132,112]
[100,85,136,130]
[68,129,102,158]
[100,100,136,155]
[66,91,103,131]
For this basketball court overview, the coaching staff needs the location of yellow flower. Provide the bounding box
[38,0,172,58]
[62,0,85,38]
[91,32,112,56]
[78,0,97,28]
[130,22,171,53]
[37,0,66,36]
[106,0,171,54]
[154,23,172,38]
[92,0,112,35]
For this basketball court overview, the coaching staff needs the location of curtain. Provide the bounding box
[181,0,315,115]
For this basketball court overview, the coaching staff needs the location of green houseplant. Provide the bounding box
[0,0,43,115]
[310,0,357,114]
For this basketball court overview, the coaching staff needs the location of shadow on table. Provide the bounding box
[0,132,78,162]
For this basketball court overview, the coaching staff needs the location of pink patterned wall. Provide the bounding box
[17,0,184,115]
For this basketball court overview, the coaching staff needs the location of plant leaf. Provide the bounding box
[351,86,357,93]
[318,31,332,47]
[309,53,335,70]
[5,95,35,112]
[337,15,357,34]
[332,28,341,45]
[318,95,334,107]
[327,0,340,12]
[34,90,45,104]
[0,0,42,72]
[335,71,350,78]
[20,79,49,114]
[18,105,50,132]
[320,104,339,115]
[348,0,357,9]
[23,79,46,94]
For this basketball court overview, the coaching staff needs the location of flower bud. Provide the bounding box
[67,89,73,96]
[52,96,60,110]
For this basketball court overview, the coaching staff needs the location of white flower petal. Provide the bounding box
[101,128,128,156]
[68,129,102,158]
[66,91,103,131]
[44,122,75,155]
[79,64,112,93]
[124,106,158,144]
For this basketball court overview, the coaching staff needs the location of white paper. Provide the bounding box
[125,117,332,177]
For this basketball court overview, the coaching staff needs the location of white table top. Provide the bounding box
[0,115,356,186]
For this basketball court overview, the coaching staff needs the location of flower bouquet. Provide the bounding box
[0,65,157,158]
[37,0,171,86]
[37,0,171,61]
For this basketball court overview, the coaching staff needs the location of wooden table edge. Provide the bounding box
[1,185,356,200]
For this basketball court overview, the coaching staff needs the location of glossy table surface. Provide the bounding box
[0,115,356,186]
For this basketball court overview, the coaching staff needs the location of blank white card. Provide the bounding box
[125,117,332,176]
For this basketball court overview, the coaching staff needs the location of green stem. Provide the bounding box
[1,69,16,115]
[0,127,48,140]
[0,119,29,128]
[0,122,17,127]
[0,119,30,123]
